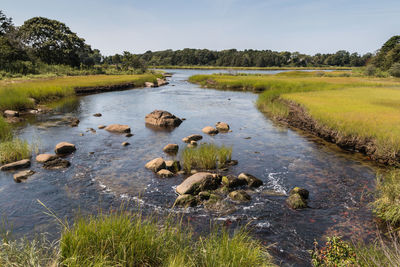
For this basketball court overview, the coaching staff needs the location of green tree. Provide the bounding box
[0,10,13,36]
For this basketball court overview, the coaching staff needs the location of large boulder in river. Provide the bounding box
[4,110,19,117]
[202,126,218,135]
[222,175,247,188]
[182,134,202,143]
[238,173,263,188]
[176,172,221,195]
[36,154,58,163]
[145,157,166,172]
[145,110,182,128]
[0,159,31,171]
[289,187,309,200]
[105,124,131,133]
[55,142,76,155]
[163,144,179,154]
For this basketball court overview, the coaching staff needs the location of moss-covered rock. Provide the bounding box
[289,187,309,200]
[222,175,247,188]
[199,191,211,200]
[228,190,251,202]
[286,193,307,209]
[238,173,263,188]
[174,194,197,207]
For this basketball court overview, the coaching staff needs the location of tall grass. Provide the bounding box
[0,138,32,164]
[182,143,232,173]
[0,117,11,141]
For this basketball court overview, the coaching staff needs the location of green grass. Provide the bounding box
[182,143,232,173]
[0,117,11,141]
[0,138,32,165]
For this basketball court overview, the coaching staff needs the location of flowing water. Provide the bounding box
[0,69,378,266]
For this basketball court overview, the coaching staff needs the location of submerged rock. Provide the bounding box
[55,142,76,155]
[145,110,182,128]
[286,193,307,209]
[157,169,174,178]
[202,126,218,135]
[70,118,80,127]
[36,154,58,163]
[43,158,71,170]
[145,157,166,172]
[238,173,263,188]
[216,122,230,132]
[105,124,131,133]
[126,133,133,137]
[13,170,35,183]
[176,172,221,195]
[174,194,197,207]
[93,113,102,117]
[163,144,179,154]
[182,134,202,143]
[0,159,31,171]
[229,190,251,202]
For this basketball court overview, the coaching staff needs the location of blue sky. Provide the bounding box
[2,0,400,55]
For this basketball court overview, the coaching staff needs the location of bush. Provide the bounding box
[390,63,400,77]
[365,65,377,76]
[310,236,358,266]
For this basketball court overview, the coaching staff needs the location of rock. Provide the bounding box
[176,172,221,195]
[157,169,174,178]
[157,78,169,86]
[190,170,198,175]
[145,110,182,128]
[187,141,197,148]
[126,133,133,137]
[216,122,230,132]
[55,142,76,155]
[145,82,156,88]
[202,126,219,135]
[4,110,19,117]
[199,191,211,200]
[87,128,96,133]
[182,134,203,143]
[174,194,197,207]
[289,187,309,200]
[43,158,71,170]
[0,159,31,171]
[36,154,57,163]
[13,170,35,183]
[229,190,251,202]
[105,124,131,133]
[163,144,179,154]
[238,173,263,188]
[122,142,130,146]
[70,118,80,127]
[165,160,181,173]
[226,160,238,166]
[145,158,166,172]
[98,125,106,129]
[286,193,307,209]
[93,113,102,117]
[222,175,247,188]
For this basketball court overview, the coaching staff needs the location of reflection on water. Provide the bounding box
[0,69,378,266]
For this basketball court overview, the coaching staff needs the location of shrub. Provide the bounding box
[365,65,377,76]
[310,236,358,266]
[390,63,400,77]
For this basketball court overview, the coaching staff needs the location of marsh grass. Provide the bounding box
[182,143,232,173]
[0,138,32,164]
[0,117,11,141]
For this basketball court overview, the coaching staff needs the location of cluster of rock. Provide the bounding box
[174,172,263,207]
[201,122,230,135]
[145,157,181,178]
[145,78,169,88]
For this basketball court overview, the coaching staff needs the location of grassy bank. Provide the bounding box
[0,211,274,267]
[189,72,400,164]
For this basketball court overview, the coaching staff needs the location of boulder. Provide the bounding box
[36,154,58,163]
[4,110,19,117]
[286,193,307,209]
[174,194,197,207]
[0,159,31,171]
[165,160,181,173]
[229,190,251,202]
[289,187,309,200]
[145,82,156,88]
[222,175,247,188]
[145,157,166,172]
[105,124,131,133]
[202,126,218,135]
[176,172,221,195]
[43,158,71,170]
[182,134,202,143]
[198,191,211,200]
[93,113,102,117]
[145,110,182,128]
[157,78,169,86]
[216,122,230,132]
[163,144,179,154]
[98,125,106,129]
[238,173,263,188]
[157,169,174,178]
[13,170,35,183]
[55,142,76,155]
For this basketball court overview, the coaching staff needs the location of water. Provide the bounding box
[0,69,377,266]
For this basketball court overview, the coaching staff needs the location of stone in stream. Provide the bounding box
[238,173,263,188]
[157,169,174,178]
[157,78,169,86]
[222,175,247,188]
[286,193,307,209]
[3,110,19,117]
[145,110,182,128]
[54,142,76,155]
[0,159,31,171]
[98,125,106,129]
[165,160,181,173]
[215,122,230,132]
[176,172,221,195]
[145,157,166,172]
[229,190,251,202]
[289,187,309,200]
[187,140,198,148]
[182,134,202,143]
[43,158,71,170]
[13,170,35,183]
[105,124,131,133]
[93,113,102,117]
[125,133,133,137]
[174,194,197,207]
[122,142,130,146]
[70,118,80,127]
[163,144,179,154]
[36,154,58,163]
[145,82,156,88]
[202,126,218,135]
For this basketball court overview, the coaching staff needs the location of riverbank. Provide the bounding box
[189,72,400,166]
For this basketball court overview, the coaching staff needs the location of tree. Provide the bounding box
[373,35,400,70]
[0,10,13,36]
[18,17,87,66]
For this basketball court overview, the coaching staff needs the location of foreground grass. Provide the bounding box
[182,143,232,173]
[0,74,159,111]
[0,212,273,267]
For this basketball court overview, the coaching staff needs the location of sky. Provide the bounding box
[2,0,400,56]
